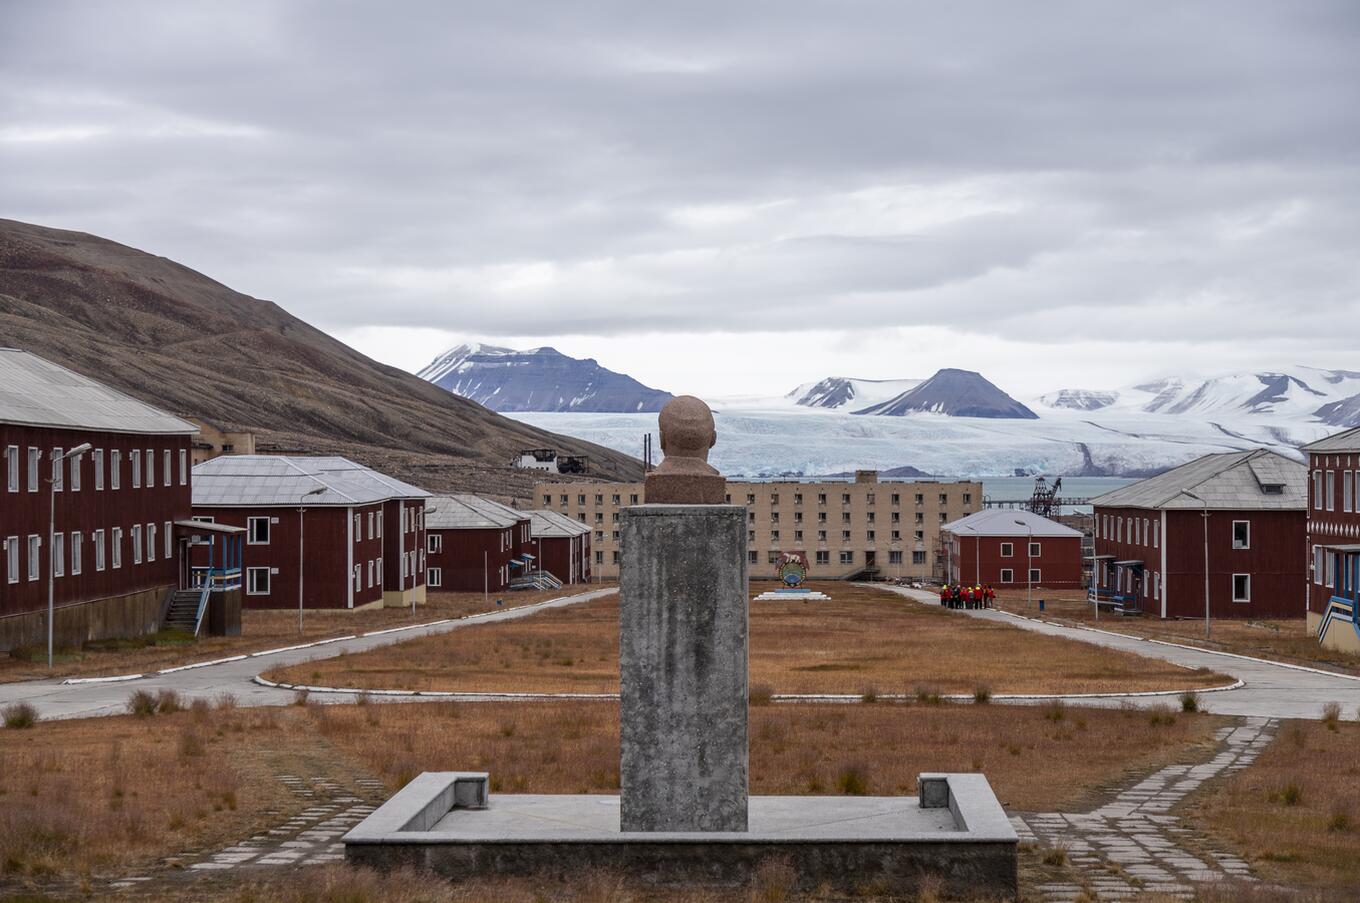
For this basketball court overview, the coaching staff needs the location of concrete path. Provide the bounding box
[1018,719,1275,901]
[875,584,1360,720]
[0,587,617,722]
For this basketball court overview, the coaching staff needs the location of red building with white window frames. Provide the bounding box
[1302,428,1360,654]
[941,509,1084,589]
[1,349,197,650]
[191,456,429,610]
[423,495,535,592]
[1090,450,1306,619]
[528,509,593,584]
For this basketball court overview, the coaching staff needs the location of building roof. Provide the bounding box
[457,495,530,524]
[1302,427,1360,453]
[192,455,430,507]
[426,495,520,530]
[1089,449,1306,511]
[528,509,591,538]
[0,348,197,435]
[941,508,1082,538]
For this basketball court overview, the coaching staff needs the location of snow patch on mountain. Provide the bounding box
[789,376,923,410]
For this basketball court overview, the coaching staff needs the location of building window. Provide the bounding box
[746,493,756,505]
[427,534,442,553]
[595,550,603,565]
[963,493,972,505]
[1325,471,1335,511]
[1232,573,1251,603]
[27,447,40,492]
[866,530,875,541]
[612,551,620,564]
[248,517,270,544]
[1000,568,1014,583]
[71,531,82,575]
[767,551,779,564]
[354,564,362,593]
[817,493,827,505]
[543,494,552,506]
[70,450,82,492]
[179,449,188,485]
[28,534,41,580]
[794,493,803,505]
[5,536,18,583]
[1232,520,1250,550]
[94,449,105,490]
[163,449,172,486]
[131,524,143,564]
[94,530,106,571]
[428,567,442,588]
[816,551,829,565]
[1152,521,1159,547]
[914,512,924,524]
[146,523,156,562]
[51,447,63,491]
[165,521,172,559]
[841,512,850,524]
[1029,542,1041,557]
[841,530,851,541]
[888,550,902,564]
[246,567,271,595]
[1000,542,1013,557]
[771,530,781,541]
[52,533,65,577]
[839,551,854,565]
[841,493,851,505]
[938,493,948,505]
[145,448,154,487]
[110,449,121,489]
[130,449,142,488]
[4,445,16,492]
[377,511,383,537]
[1029,568,1041,583]
[912,550,926,565]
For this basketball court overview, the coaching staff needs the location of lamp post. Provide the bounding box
[48,443,92,668]
[1015,518,1033,609]
[1177,488,1211,639]
[298,485,327,633]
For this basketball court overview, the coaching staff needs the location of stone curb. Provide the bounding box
[60,588,617,686]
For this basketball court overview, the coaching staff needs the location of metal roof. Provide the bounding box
[192,455,431,507]
[528,509,591,538]
[0,348,197,435]
[1302,427,1360,453]
[456,495,530,524]
[941,508,1082,538]
[1089,449,1306,511]
[426,495,520,530]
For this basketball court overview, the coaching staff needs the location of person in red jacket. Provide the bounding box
[939,584,950,606]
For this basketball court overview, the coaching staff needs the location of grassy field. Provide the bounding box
[267,583,1230,696]
[0,586,607,684]
[989,587,1360,676]
[0,695,1222,889]
[1188,717,1360,893]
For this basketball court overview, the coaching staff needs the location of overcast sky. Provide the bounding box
[3,1,1358,399]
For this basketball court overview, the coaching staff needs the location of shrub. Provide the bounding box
[1180,692,1200,713]
[1328,808,1352,833]
[973,685,992,704]
[177,728,205,759]
[292,689,311,706]
[860,686,879,704]
[1279,782,1302,806]
[1321,701,1342,730]
[1148,706,1177,727]
[189,697,211,719]
[914,686,942,705]
[154,689,182,715]
[127,689,158,717]
[2,702,39,729]
[749,683,774,706]
[1043,700,1066,723]
[835,763,870,795]
[1042,845,1069,866]
[214,692,238,710]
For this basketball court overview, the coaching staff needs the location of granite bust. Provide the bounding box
[643,395,727,504]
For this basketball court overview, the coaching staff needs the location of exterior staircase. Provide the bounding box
[511,570,564,591]
[163,585,210,635]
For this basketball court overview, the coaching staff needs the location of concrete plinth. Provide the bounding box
[619,504,747,832]
[343,772,1019,900]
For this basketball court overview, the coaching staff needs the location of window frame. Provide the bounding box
[1000,568,1014,583]
[1231,520,1250,551]
[1231,573,1251,603]
[246,567,271,595]
[247,516,271,545]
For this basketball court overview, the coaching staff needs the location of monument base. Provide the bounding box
[344,772,1018,899]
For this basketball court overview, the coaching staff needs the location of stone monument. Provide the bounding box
[622,396,747,831]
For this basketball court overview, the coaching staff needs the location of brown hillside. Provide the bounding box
[0,219,642,497]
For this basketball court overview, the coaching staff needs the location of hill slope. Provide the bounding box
[419,343,672,412]
[0,219,641,496]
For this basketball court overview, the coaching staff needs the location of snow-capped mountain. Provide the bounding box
[1038,366,1360,426]
[855,369,1039,419]
[417,343,673,413]
[789,376,922,410]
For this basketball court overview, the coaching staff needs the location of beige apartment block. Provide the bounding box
[534,470,982,582]
[186,417,257,466]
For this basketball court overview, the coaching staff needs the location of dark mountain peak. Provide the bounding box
[854,368,1038,419]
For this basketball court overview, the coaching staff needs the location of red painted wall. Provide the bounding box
[1095,504,1305,619]
[191,503,384,610]
[427,526,514,592]
[2,427,192,619]
[1305,450,1360,615]
[382,499,427,597]
[946,532,1083,588]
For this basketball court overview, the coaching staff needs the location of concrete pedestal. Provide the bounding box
[619,504,748,832]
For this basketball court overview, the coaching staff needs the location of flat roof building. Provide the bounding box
[1091,450,1306,619]
[942,509,1084,589]
[192,455,431,610]
[1,348,198,650]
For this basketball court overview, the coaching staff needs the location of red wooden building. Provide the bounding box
[425,495,535,592]
[1091,449,1306,619]
[942,509,1084,589]
[529,509,593,585]
[1,349,199,650]
[1303,428,1360,654]
[191,456,429,611]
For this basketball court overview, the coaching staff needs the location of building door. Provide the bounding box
[865,550,876,569]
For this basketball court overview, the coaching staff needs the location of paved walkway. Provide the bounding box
[877,585,1360,720]
[0,587,617,722]
[1018,718,1275,901]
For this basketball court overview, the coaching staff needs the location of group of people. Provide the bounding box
[939,583,995,609]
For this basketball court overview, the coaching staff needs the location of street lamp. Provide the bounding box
[48,443,92,668]
[1015,518,1034,609]
[298,484,327,633]
[1177,488,1211,639]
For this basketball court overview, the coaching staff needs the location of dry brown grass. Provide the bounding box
[1189,719,1360,892]
[0,585,609,684]
[0,696,1221,884]
[268,583,1229,696]
[991,587,1360,676]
